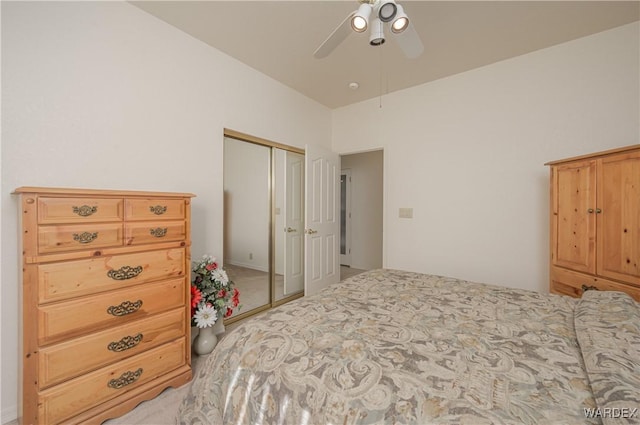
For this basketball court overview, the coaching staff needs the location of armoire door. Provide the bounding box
[597,151,640,285]
[551,159,596,274]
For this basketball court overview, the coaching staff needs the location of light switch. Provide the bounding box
[399,208,413,219]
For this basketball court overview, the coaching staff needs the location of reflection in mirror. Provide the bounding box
[274,149,305,301]
[223,137,271,317]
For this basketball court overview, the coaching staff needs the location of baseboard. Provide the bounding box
[1,404,18,424]
[226,260,269,273]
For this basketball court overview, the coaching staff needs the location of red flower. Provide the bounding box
[225,307,233,318]
[232,296,239,307]
[217,289,227,299]
[205,262,218,271]
[190,286,202,309]
[233,288,239,297]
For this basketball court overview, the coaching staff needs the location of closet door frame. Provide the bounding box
[223,128,305,324]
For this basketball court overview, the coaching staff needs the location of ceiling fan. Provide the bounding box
[314,0,424,59]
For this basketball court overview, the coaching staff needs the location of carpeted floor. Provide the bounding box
[225,264,288,317]
[340,265,367,280]
[102,332,231,425]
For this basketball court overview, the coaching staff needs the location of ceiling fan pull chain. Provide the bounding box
[379,39,384,108]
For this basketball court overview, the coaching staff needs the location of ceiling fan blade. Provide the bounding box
[314,11,356,59]
[393,22,424,59]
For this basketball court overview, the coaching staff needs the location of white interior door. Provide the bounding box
[305,144,340,296]
[284,151,304,294]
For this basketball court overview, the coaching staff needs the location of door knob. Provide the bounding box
[587,208,594,213]
[305,229,318,234]
[286,227,297,233]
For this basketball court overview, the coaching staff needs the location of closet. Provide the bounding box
[223,129,305,321]
[547,145,640,301]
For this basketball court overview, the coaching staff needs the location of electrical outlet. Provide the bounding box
[399,208,413,219]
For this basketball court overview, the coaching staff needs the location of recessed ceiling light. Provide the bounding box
[348,82,359,90]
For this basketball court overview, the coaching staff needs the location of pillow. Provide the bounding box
[574,290,640,425]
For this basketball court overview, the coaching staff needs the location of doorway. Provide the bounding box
[339,150,383,280]
[340,169,352,267]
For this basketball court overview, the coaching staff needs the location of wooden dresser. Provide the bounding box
[547,145,640,302]
[14,187,195,425]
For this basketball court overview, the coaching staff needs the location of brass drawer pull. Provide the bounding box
[107,300,143,316]
[107,265,143,281]
[150,227,168,238]
[72,205,98,217]
[108,333,143,352]
[73,231,98,244]
[149,205,167,215]
[107,368,143,389]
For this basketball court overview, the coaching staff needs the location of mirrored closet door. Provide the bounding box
[223,130,305,322]
[274,148,305,299]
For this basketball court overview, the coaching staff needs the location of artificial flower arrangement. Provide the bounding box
[190,255,240,328]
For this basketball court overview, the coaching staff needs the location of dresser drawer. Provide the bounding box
[38,223,124,254]
[38,248,185,304]
[125,221,186,246]
[39,308,185,388]
[38,278,186,345]
[38,197,123,224]
[39,339,186,424]
[551,266,640,302]
[125,199,186,221]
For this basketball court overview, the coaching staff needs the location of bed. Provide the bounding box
[177,269,640,424]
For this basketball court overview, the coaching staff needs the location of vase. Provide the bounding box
[193,326,217,356]
[212,317,226,336]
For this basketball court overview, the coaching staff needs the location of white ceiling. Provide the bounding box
[131,1,640,109]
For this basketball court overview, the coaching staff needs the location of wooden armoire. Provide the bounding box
[14,187,194,424]
[547,145,640,301]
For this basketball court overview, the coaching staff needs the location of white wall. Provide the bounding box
[333,22,640,293]
[341,150,384,270]
[0,2,331,421]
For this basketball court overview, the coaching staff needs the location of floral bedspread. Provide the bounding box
[177,269,625,425]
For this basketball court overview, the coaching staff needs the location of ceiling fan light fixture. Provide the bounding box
[313,0,424,60]
[390,4,409,33]
[351,3,372,32]
[377,0,397,23]
[369,17,385,46]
